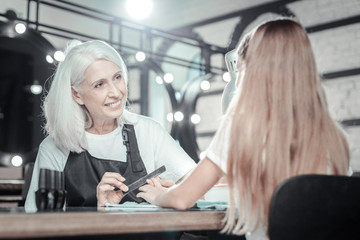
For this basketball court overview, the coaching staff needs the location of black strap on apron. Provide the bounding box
[64,124,147,206]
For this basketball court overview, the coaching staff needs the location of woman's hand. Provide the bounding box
[97,172,129,207]
[146,178,174,188]
[137,177,168,205]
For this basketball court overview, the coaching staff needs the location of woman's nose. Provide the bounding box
[108,82,121,97]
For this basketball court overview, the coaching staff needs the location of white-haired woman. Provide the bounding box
[25,40,196,212]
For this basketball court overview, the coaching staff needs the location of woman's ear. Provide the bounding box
[71,87,84,105]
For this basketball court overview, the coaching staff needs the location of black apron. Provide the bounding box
[64,124,147,206]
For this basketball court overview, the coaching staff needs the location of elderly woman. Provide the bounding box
[25,40,196,211]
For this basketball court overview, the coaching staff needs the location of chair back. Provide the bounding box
[268,174,360,240]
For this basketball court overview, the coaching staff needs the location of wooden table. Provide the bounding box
[0,207,227,239]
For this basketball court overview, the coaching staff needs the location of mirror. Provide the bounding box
[0,19,55,171]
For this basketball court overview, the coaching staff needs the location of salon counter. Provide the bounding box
[0,179,24,194]
[0,206,227,239]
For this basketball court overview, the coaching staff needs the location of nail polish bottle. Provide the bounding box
[46,169,56,209]
[55,171,66,209]
[60,171,67,209]
[35,168,48,211]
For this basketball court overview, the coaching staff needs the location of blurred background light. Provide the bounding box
[155,76,164,84]
[135,51,146,62]
[175,91,181,101]
[30,84,42,95]
[199,151,206,160]
[222,72,231,82]
[11,155,23,167]
[126,0,153,20]
[166,112,174,122]
[174,111,184,122]
[200,80,211,91]
[164,73,174,83]
[14,22,26,34]
[54,50,65,61]
[191,114,201,124]
[46,54,54,64]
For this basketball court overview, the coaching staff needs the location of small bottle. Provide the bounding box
[46,169,56,209]
[55,171,66,209]
[35,168,48,211]
[60,171,67,209]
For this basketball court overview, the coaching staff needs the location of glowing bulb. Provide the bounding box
[200,80,211,91]
[30,84,43,95]
[174,111,184,122]
[175,92,181,101]
[15,23,26,34]
[191,114,201,124]
[164,73,174,83]
[155,76,163,84]
[199,151,206,160]
[11,155,23,167]
[135,51,146,62]
[223,72,231,82]
[54,50,65,61]
[166,113,174,122]
[46,55,54,64]
[126,0,153,20]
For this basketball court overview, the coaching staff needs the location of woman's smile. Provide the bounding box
[105,100,122,108]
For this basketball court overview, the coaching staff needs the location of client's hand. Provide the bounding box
[97,172,129,207]
[146,178,174,188]
[137,177,167,205]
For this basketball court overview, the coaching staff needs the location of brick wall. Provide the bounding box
[192,0,360,171]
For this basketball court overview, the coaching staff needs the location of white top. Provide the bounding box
[206,118,232,174]
[25,111,196,212]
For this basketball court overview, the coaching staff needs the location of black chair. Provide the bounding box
[268,174,360,240]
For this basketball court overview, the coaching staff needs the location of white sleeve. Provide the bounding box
[24,137,68,212]
[150,120,196,182]
[206,118,232,174]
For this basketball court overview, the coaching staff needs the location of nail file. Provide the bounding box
[116,165,166,196]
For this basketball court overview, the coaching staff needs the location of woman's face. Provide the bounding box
[72,59,127,126]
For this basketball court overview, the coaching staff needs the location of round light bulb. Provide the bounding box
[11,155,23,167]
[126,0,153,20]
[191,114,201,124]
[166,113,174,122]
[135,51,146,62]
[164,73,174,83]
[199,151,207,160]
[223,72,231,82]
[54,51,65,62]
[174,111,184,122]
[15,23,26,34]
[46,55,54,64]
[200,80,211,91]
[175,92,181,101]
[155,76,163,84]
[30,84,43,95]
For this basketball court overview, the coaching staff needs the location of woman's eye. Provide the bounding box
[95,82,103,88]
[115,74,122,80]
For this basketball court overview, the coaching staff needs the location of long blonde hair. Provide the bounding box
[221,18,349,235]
